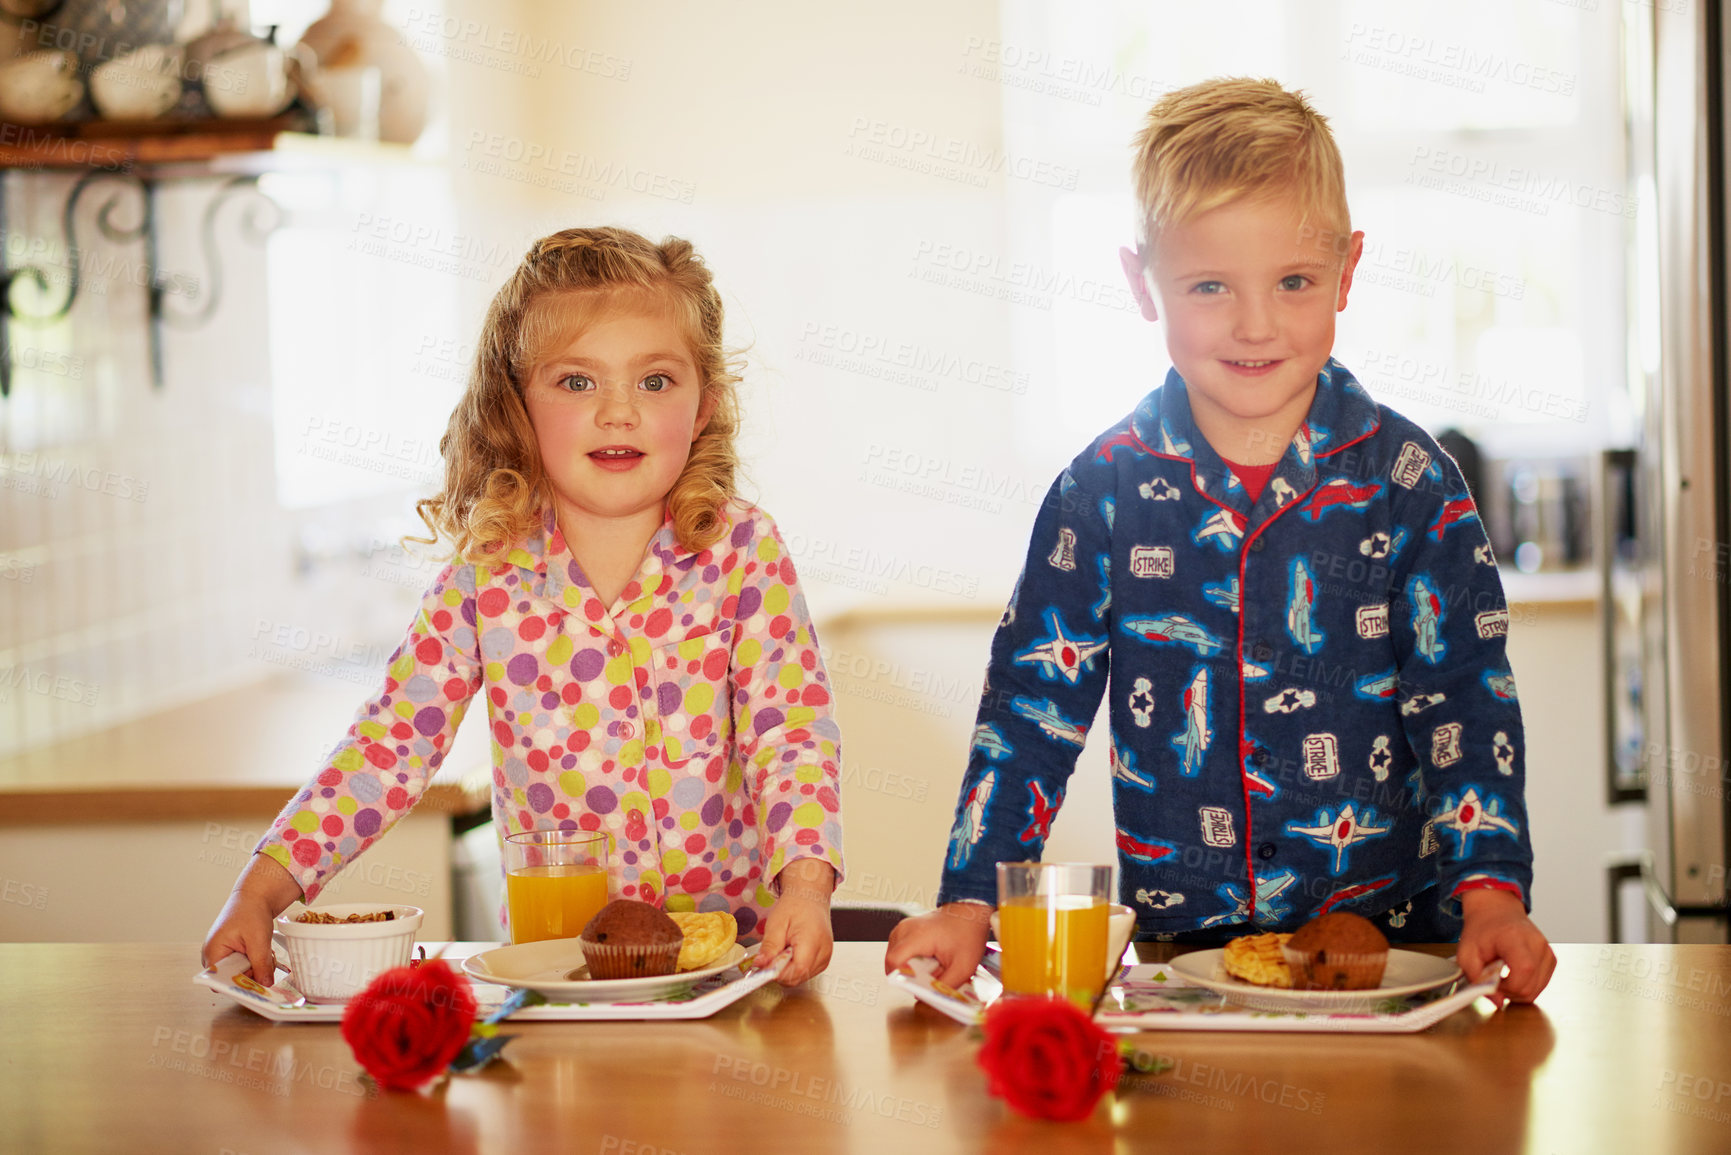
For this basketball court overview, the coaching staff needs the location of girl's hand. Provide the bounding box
[1457,886,1556,1007]
[756,859,836,986]
[200,852,305,986]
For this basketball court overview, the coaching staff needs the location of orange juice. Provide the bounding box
[998,896,1110,1004]
[506,864,609,943]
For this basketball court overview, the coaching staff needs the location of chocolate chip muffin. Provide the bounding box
[579,899,684,979]
[1282,911,1390,990]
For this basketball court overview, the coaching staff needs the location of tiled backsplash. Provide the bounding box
[0,173,293,756]
[0,165,459,760]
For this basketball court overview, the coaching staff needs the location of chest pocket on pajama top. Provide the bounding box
[652,623,734,769]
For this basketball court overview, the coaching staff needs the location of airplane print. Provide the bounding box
[1354,669,1398,701]
[1010,697,1088,747]
[1123,613,1224,656]
[947,769,995,870]
[971,723,1012,761]
[1201,869,1298,927]
[1202,576,1240,612]
[1287,557,1324,653]
[1095,429,1156,463]
[1432,787,1520,856]
[1192,507,1245,551]
[1018,780,1063,844]
[1296,477,1381,522]
[1316,874,1397,914]
[1111,744,1157,793]
[1170,667,1211,776]
[1013,609,1108,685]
[1483,670,1518,701]
[1427,495,1480,541]
[1408,574,1446,663]
[1157,418,1192,457]
[1286,802,1394,873]
[1116,827,1178,864]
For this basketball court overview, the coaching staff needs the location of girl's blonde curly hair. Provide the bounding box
[412,226,742,566]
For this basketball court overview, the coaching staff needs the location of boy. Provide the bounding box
[885,78,1554,1004]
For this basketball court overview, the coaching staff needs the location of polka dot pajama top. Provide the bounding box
[256,501,845,936]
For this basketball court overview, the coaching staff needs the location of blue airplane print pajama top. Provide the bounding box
[937,361,1534,938]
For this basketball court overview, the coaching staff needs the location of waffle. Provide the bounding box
[667,910,738,971]
[1222,932,1294,988]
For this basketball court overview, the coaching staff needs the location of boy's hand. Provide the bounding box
[201,852,304,986]
[1456,887,1556,1007]
[883,902,994,988]
[755,859,836,986]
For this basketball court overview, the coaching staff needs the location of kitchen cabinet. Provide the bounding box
[0,673,489,941]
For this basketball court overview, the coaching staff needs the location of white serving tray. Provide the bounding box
[889,953,1501,1034]
[195,942,787,1022]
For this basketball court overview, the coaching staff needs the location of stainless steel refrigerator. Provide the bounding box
[1605,0,1731,943]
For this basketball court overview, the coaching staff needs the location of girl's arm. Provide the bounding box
[200,850,305,985]
[726,510,844,982]
[251,560,483,904]
[755,857,836,986]
[728,512,845,893]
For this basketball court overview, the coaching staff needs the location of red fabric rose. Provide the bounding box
[976,995,1122,1121]
[340,959,478,1091]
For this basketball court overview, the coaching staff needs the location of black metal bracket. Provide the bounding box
[0,168,281,398]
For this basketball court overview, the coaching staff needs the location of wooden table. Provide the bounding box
[3,941,1729,1154]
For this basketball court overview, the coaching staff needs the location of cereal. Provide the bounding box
[296,910,396,924]
[667,911,737,971]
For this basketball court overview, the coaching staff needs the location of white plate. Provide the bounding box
[197,942,788,1021]
[1167,948,1463,1013]
[462,940,751,1003]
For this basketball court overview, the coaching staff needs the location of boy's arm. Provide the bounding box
[1387,468,1534,911]
[1388,457,1552,1000]
[935,466,1114,906]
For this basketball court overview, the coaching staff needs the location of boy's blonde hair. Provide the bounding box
[412,227,742,567]
[1131,77,1350,247]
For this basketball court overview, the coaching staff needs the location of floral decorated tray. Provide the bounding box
[196,942,787,1023]
[889,951,1501,1034]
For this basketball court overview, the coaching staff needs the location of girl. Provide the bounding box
[202,227,844,986]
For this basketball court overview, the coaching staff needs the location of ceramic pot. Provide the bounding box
[183,15,254,78]
[297,0,427,144]
[204,39,307,118]
[0,48,83,122]
[89,41,181,119]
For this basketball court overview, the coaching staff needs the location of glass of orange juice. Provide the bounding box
[504,829,610,944]
[996,862,1114,1006]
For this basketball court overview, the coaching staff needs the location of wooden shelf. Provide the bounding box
[0,111,317,171]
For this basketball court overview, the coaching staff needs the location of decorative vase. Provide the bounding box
[297,0,428,145]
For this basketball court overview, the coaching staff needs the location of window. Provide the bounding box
[998,0,1626,460]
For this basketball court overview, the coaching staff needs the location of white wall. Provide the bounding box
[0,1,1630,943]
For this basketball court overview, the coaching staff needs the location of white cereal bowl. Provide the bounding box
[272,902,423,1002]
